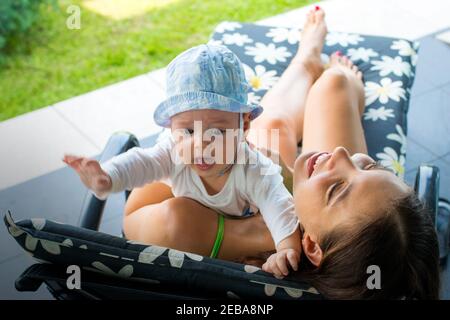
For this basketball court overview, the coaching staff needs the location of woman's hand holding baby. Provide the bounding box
[63,155,112,198]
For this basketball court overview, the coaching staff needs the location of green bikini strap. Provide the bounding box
[210,214,225,258]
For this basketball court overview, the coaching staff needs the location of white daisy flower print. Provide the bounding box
[138,245,167,264]
[370,56,412,77]
[347,47,378,62]
[91,261,134,278]
[245,42,292,65]
[365,78,406,106]
[222,33,253,46]
[363,106,395,122]
[243,64,279,91]
[7,215,72,255]
[244,265,261,273]
[376,147,405,178]
[215,21,242,33]
[248,92,262,105]
[266,27,299,44]
[387,124,407,154]
[326,32,364,47]
[251,280,319,298]
[167,249,203,268]
[390,39,418,66]
[207,39,223,46]
[137,245,203,268]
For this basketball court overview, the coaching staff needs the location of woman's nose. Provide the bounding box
[330,146,356,169]
[333,146,348,156]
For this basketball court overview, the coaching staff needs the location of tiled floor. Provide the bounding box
[0,134,159,299]
[403,28,450,203]
[1,0,449,299]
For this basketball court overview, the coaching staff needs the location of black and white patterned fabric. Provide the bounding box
[209,21,419,178]
[4,212,322,299]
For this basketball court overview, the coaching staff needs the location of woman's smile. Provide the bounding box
[307,151,332,177]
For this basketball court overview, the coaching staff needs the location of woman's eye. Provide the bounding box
[329,181,343,201]
[363,161,378,170]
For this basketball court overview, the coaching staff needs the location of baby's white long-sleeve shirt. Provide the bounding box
[99,135,299,246]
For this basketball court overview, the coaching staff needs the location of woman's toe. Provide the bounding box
[344,57,353,67]
[310,10,316,23]
[315,7,325,20]
[304,9,314,26]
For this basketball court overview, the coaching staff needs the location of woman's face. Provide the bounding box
[293,146,411,240]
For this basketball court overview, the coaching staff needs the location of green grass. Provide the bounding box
[0,0,311,121]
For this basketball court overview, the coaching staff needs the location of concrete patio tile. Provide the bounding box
[147,67,166,90]
[53,74,166,150]
[256,4,309,28]
[410,69,436,97]
[407,88,450,157]
[257,0,444,40]
[414,33,450,88]
[395,0,450,32]
[405,138,439,173]
[0,107,99,191]
[442,80,450,97]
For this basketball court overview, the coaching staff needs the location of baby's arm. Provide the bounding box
[245,155,301,278]
[63,137,174,199]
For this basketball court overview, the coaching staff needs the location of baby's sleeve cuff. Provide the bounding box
[273,219,300,248]
[95,161,124,200]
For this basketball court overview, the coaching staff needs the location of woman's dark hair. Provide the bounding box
[292,190,440,299]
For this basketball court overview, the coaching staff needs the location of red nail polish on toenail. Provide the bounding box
[315,5,320,11]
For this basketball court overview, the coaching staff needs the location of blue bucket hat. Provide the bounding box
[153,44,263,128]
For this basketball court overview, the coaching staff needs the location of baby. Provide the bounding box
[64,44,301,277]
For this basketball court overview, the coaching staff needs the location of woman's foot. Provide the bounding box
[327,52,365,114]
[292,6,328,81]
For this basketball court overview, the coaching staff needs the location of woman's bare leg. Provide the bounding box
[124,192,274,261]
[301,53,366,155]
[247,8,327,169]
[124,182,174,216]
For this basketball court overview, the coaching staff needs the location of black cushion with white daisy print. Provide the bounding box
[210,21,418,178]
[4,211,322,299]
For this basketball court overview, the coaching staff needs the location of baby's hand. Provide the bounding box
[63,154,112,197]
[262,248,299,279]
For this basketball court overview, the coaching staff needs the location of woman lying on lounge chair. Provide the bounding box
[111,8,439,299]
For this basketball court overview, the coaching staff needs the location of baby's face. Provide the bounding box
[170,109,241,179]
